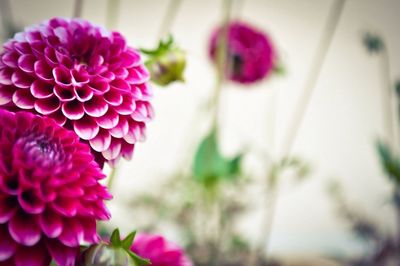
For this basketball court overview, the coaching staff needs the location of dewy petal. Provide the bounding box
[83,96,108,117]
[73,116,99,140]
[12,89,35,109]
[14,241,51,266]
[0,68,13,85]
[34,96,60,115]
[0,225,17,261]
[62,101,84,120]
[39,209,63,238]
[30,80,54,99]
[17,54,36,73]
[89,129,112,152]
[9,212,41,246]
[96,108,119,129]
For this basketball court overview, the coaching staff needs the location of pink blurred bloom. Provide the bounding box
[131,233,192,266]
[0,109,111,266]
[0,17,153,166]
[209,21,276,84]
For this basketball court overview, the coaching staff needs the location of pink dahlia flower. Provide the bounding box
[209,21,276,84]
[0,17,153,166]
[0,109,111,266]
[131,233,192,266]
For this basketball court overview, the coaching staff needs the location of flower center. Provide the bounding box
[16,132,65,168]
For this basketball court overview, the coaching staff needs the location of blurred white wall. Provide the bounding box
[2,0,400,258]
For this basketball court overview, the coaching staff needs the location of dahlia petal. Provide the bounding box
[121,142,134,160]
[115,95,136,115]
[52,197,79,217]
[17,54,36,73]
[110,78,130,93]
[131,85,143,100]
[126,65,150,84]
[0,225,17,261]
[88,78,110,95]
[132,101,153,122]
[25,31,42,43]
[11,70,33,88]
[88,54,104,68]
[30,80,53,99]
[102,138,122,160]
[0,86,15,105]
[48,110,67,126]
[53,66,72,87]
[39,209,63,238]
[73,117,99,140]
[120,50,141,68]
[30,41,46,57]
[12,89,35,109]
[123,121,141,144]
[81,218,99,243]
[99,70,115,81]
[9,212,41,246]
[18,189,45,214]
[83,96,108,117]
[59,219,84,247]
[113,67,129,79]
[14,242,51,266]
[34,96,60,115]
[104,88,123,106]
[34,60,54,81]
[74,85,93,102]
[0,196,17,224]
[46,239,78,266]
[2,52,19,68]
[0,68,13,85]
[14,42,32,54]
[44,47,58,66]
[54,85,76,101]
[71,68,89,87]
[96,108,119,129]
[62,101,84,120]
[89,129,111,152]
[109,115,129,138]
[54,26,69,44]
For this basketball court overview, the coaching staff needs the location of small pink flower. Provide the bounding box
[131,233,192,266]
[209,21,277,84]
[0,109,111,266]
[0,17,154,166]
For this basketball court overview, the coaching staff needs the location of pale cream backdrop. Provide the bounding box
[1,0,400,259]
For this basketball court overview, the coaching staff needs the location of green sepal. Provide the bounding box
[110,228,122,247]
[377,141,400,184]
[121,231,137,250]
[128,250,151,266]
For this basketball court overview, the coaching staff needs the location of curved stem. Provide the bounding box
[157,0,183,41]
[280,0,346,157]
[107,165,118,191]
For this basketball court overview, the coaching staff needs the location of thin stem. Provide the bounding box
[280,0,346,157]
[106,0,121,29]
[107,165,118,191]
[0,0,14,41]
[157,0,183,41]
[73,0,84,18]
[381,48,398,150]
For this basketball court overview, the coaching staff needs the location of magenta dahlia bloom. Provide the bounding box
[0,17,153,166]
[209,21,276,84]
[131,233,192,266]
[0,109,111,266]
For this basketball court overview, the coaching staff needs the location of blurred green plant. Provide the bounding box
[363,32,385,54]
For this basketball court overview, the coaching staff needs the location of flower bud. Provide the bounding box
[81,243,134,266]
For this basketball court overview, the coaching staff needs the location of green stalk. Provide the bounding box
[157,0,183,40]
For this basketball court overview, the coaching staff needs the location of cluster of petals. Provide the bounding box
[209,21,276,84]
[0,109,111,266]
[131,233,193,266]
[0,17,154,166]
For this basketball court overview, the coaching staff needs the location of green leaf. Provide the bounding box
[128,250,151,266]
[376,141,400,184]
[110,228,121,247]
[193,130,242,184]
[121,231,137,250]
[363,32,384,54]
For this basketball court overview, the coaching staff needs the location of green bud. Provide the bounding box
[82,243,134,266]
[141,35,186,87]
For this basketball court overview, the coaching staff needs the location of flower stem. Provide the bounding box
[107,165,118,191]
[73,0,84,18]
[280,0,346,157]
[106,0,121,29]
[157,0,183,41]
